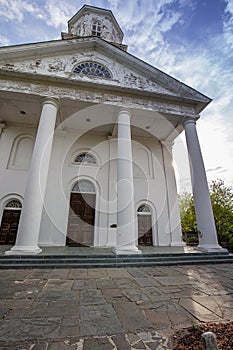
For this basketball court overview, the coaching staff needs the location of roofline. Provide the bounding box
[0,36,211,113]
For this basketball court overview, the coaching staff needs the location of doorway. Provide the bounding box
[66,180,96,246]
[137,204,153,246]
[0,199,22,245]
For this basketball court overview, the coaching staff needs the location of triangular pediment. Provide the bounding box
[0,37,210,109]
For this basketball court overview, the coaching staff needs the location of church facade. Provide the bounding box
[0,5,224,255]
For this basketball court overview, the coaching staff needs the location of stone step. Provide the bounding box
[0,253,233,269]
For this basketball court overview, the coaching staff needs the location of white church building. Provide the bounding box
[0,5,224,255]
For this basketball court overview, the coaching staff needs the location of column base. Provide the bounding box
[113,245,142,255]
[5,245,42,256]
[197,244,228,254]
[171,241,186,247]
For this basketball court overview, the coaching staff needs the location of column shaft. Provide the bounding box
[114,110,141,255]
[6,98,59,255]
[162,142,184,246]
[183,117,225,252]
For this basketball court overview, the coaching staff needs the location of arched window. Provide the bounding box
[72,180,96,193]
[5,199,22,209]
[0,198,22,245]
[137,204,151,213]
[74,152,97,165]
[73,62,112,79]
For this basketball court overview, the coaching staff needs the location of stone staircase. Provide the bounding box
[0,252,233,269]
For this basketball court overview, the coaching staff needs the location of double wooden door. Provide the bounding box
[66,193,95,246]
[0,209,21,245]
[138,214,153,246]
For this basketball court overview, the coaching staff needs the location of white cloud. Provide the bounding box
[0,0,41,22]
[223,0,233,49]
[43,0,76,29]
[0,35,10,46]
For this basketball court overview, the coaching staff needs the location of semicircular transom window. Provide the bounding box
[73,62,112,79]
[72,180,96,193]
[74,152,97,165]
[5,199,22,209]
[137,204,151,213]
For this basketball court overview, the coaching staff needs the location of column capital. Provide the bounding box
[42,97,60,110]
[182,115,199,127]
[117,109,132,118]
[0,121,7,130]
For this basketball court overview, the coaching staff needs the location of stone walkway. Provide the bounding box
[0,264,233,349]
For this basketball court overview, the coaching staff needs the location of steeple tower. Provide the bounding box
[61,5,127,51]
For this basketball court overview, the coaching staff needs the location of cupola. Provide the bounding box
[61,5,127,51]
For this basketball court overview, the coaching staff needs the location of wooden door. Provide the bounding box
[0,210,21,245]
[138,214,153,246]
[66,193,95,246]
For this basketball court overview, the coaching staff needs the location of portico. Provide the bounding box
[0,4,225,255]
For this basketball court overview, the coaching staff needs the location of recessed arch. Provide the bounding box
[66,179,96,247]
[0,195,23,245]
[7,134,34,170]
[136,200,158,246]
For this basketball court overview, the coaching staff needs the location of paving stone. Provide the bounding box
[0,317,61,342]
[0,270,31,281]
[134,277,161,288]
[47,339,83,349]
[179,298,223,322]
[87,269,110,279]
[43,280,73,291]
[80,289,105,305]
[102,288,123,298]
[96,278,118,289]
[155,277,185,286]
[83,337,114,350]
[127,268,150,277]
[132,340,147,348]
[122,288,150,303]
[112,333,131,350]
[113,302,152,332]
[144,309,171,330]
[46,270,69,279]
[58,316,80,338]
[107,268,132,278]
[24,301,79,318]
[36,290,79,302]
[127,333,141,345]
[79,304,123,336]
[114,278,139,289]
[67,269,88,279]
[72,280,97,290]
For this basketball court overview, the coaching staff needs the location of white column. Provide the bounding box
[183,116,226,252]
[5,98,59,255]
[161,141,184,246]
[113,110,141,255]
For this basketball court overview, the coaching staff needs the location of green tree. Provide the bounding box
[179,179,233,248]
[210,179,233,240]
[178,192,197,234]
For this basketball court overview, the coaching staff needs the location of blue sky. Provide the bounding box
[0,0,233,192]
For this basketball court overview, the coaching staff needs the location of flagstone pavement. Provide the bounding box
[0,264,233,349]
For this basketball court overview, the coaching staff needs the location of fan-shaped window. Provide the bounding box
[73,62,112,79]
[137,204,151,213]
[72,180,96,193]
[5,199,22,209]
[74,152,97,165]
